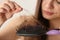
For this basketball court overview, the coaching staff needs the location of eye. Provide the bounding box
[56,0,60,4]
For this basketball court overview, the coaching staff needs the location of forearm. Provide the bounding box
[0,13,26,37]
[0,1,25,40]
[0,19,19,39]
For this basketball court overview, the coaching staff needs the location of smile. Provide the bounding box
[43,10,54,15]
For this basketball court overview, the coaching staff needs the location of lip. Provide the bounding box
[43,10,54,15]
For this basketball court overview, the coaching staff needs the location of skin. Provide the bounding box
[17,36,41,40]
[42,0,60,29]
[0,0,22,26]
[47,35,60,40]
[0,0,38,40]
[42,0,60,40]
[0,0,24,40]
[42,0,60,20]
[1,0,60,40]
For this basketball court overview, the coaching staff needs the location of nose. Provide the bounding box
[45,0,54,9]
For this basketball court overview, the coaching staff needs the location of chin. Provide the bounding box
[42,11,55,20]
[42,15,55,20]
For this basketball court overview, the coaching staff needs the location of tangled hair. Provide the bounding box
[16,16,47,40]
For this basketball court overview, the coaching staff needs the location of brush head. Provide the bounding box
[16,17,46,36]
[17,25,46,36]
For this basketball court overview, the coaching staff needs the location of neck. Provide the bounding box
[49,18,60,29]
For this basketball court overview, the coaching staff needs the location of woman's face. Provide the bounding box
[42,0,60,20]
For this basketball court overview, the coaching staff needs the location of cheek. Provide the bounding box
[54,4,60,17]
[42,0,47,10]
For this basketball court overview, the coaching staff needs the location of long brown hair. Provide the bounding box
[38,0,50,29]
[37,0,50,40]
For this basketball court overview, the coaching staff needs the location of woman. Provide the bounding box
[0,0,46,40]
[17,0,60,40]
[0,0,22,26]
[0,0,60,40]
[39,0,60,30]
[0,0,24,40]
[38,0,60,40]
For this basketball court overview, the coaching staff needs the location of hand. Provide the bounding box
[0,0,23,19]
[0,0,23,26]
[0,1,24,39]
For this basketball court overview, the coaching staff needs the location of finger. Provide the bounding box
[0,8,7,13]
[1,3,11,12]
[13,2,23,13]
[5,1,16,11]
[0,13,7,21]
[0,8,7,21]
[2,3,13,19]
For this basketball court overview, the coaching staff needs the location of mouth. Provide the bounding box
[43,10,54,15]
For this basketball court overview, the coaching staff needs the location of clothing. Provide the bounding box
[46,30,60,35]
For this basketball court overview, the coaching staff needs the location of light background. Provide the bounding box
[0,0,40,16]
